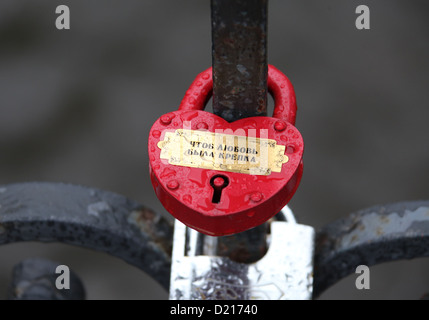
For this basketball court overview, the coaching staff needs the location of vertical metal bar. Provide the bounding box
[211,0,268,122]
[211,0,269,263]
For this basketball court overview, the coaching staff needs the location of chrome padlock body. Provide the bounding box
[169,207,315,300]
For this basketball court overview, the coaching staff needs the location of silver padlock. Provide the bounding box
[169,206,315,300]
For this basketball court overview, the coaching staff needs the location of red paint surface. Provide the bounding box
[148,65,303,236]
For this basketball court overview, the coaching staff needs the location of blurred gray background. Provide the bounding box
[0,0,428,299]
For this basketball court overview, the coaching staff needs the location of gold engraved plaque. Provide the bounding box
[157,129,288,176]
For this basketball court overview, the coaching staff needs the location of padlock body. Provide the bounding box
[170,219,315,300]
[149,109,303,236]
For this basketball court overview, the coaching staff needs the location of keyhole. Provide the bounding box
[210,175,229,204]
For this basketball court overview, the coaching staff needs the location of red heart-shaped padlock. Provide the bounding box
[148,65,303,236]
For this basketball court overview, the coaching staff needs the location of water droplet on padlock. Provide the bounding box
[160,113,175,125]
[280,135,288,142]
[167,180,180,190]
[274,120,287,132]
[250,192,263,203]
[160,167,176,179]
[152,130,161,138]
[247,211,255,217]
[180,111,199,122]
[183,194,192,205]
[286,145,295,154]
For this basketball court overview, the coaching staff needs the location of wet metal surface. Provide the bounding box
[211,0,269,263]
[211,0,268,122]
[314,201,429,298]
[0,182,173,291]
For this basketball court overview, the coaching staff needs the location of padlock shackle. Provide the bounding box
[179,65,297,125]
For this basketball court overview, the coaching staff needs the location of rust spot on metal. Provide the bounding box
[376,227,384,236]
[216,236,267,264]
[316,232,331,249]
[133,208,156,223]
[129,208,173,256]
[379,215,390,224]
